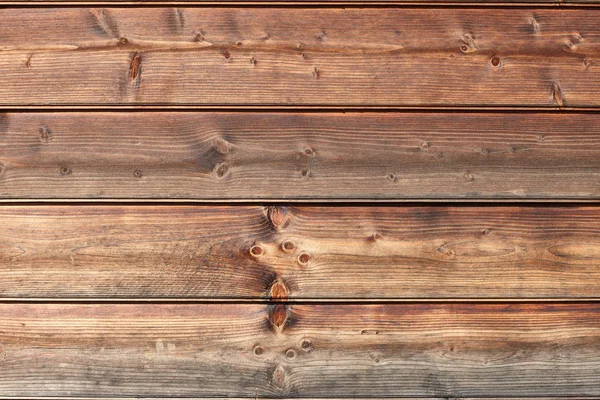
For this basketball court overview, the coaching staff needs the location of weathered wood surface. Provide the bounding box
[0,303,598,397]
[3,205,600,299]
[0,8,599,107]
[4,112,600,200]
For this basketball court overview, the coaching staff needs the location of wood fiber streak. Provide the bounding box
[4,112,600,199]
[0,8,600,106]
[2,205,600,299]
[0,303,598,397]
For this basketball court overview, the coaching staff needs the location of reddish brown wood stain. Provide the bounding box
[0,3,597,399]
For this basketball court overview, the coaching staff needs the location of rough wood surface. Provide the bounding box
[0,303,598,397]
[3,205,600,299]
[3,112,600,200]
[0,8,599,107]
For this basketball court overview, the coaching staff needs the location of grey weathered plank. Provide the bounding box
[2,205,600,299]
[0,303,598,397]
[3,112,600,200]
[0,8,598,107]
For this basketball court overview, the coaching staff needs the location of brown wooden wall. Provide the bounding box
[0,1,599,400]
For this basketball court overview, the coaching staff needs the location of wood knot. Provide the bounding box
[281,240,296,253]
[271,365,286,388]
[214,162,230,179]
[529,17,541,34]
[269,281,288,301]
[312,67,320,78]
[301,339,313,352]
[39,127,51,142]
[60,166,72,175]
[297,252,311,265]
[253,345,264,356]
[129,53,142,84]
[250,244,264,257]
[267,206,290,231]
[285,349,296,359]
[552,82,565,108]
[460,33,477,53]
[214,138,230,154]
[269,304,289,331]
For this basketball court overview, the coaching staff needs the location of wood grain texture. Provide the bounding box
[0,302,598,397]
[3,205,600,299]
[0,8,599,107]
[4,112,600,200]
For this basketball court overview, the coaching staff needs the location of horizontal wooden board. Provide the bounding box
[3,205,600,299]
[0,8,600,107]
[0,302,598,397]
[4,112,600,200]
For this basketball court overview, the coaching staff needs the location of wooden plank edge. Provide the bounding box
[0,396,596,399]
[0,298,599,303]
[0,397,595,400]
[1,105,599,110]
[3,198,600,203]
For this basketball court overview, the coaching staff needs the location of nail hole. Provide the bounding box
[254,346,264,356]
[133,170,142,178]
[301,340,312,351]
[301,169,309,177]
[491,56,501,67]
[119,37,128,45]
[60,167,71,175]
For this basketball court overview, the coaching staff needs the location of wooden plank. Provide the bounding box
[0,302,598,397]
[4,112,600,200]
[3,205,600,299]
[0,8,599,107]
